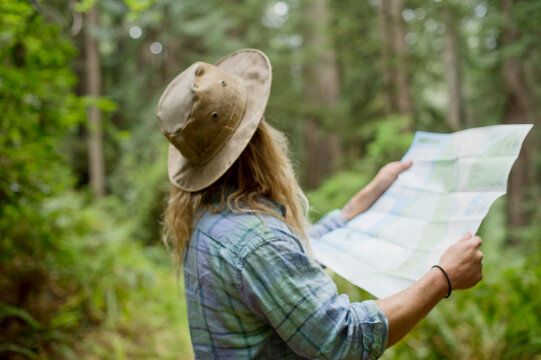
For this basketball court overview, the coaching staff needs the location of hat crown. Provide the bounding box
[157,49,272,192]
[157,62,247,165]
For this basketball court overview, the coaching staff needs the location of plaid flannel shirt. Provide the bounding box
[183,203,388,359]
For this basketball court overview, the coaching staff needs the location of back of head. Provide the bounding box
[163,120,310,263]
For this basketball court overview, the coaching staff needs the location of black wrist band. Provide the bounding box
[432,265,452,298]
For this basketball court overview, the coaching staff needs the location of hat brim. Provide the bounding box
[167,49,272,192]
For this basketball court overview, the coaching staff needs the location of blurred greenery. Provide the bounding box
[1,0,540,359]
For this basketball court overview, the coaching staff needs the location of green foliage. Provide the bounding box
[0,0,83,208]
[42,194,192,359]
[108,106,170,244]
[365,115,414,166]
[2,190,192,359]
[309,115,412,220]
[308,170,369,221]
[0,3,191,359]
[0,8,85,352]
[0,0,84,271]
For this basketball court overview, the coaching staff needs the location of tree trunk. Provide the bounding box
[442,5,463,131]
[501,0,537,237]
[502,58,535,231]
[302,0,342,189]
[84,5,106,197]
[378,0,395,114]
[164,37,181,81]
[378,0,413,122]
[389,0,412,117]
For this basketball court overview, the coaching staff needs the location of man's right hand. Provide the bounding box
[438,232,484,290]
[377,232,484,348]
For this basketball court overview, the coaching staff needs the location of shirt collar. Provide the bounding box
[206,187,286,217]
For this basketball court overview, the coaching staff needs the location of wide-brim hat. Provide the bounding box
[156,49,272,192]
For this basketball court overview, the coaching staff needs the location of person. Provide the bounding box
[157,49,483,359]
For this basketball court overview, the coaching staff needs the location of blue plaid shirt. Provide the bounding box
[184,203,388,359]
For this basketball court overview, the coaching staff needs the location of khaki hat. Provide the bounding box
[156,49,272,192]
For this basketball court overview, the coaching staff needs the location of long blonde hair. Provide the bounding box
[162,120,310,263]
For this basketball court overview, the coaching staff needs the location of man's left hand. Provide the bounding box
[341,160,412,221]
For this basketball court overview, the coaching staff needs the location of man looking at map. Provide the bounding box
[158,49,484,359]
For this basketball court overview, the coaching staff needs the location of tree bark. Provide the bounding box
[501,0,537,236]
[303,0,341,189]
[378,0,413,122]
[378,0,395,114]
[502,58,534,230]
[84,5,106,197]
[442,5,463,131]
[389,0,413,117]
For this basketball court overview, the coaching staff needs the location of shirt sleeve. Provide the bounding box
[308,209,348,240]
[239,236,388,360]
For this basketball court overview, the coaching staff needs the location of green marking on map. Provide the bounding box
[466,158,510,189]
[480,131,522,157]
[430,159,458,192]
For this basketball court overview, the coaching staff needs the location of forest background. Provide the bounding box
[1,0,540,359]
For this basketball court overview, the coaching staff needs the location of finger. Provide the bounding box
[473,236,482,248]
[476,250,484,260]
[400,160,413,171]
[392,161,412,176]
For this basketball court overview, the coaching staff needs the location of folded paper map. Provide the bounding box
[311,124,533,298]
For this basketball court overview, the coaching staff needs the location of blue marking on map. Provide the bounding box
[463,194,482,217]
[401,131,451,161]
[317,229,372,252]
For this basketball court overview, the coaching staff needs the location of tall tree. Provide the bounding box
[500,0,537,233]
[302,0,342,189]
[442,4,465,131]
[84,4,106,197]
[378,0,395,114]
[389,0,413,116]
[378,0,413,118]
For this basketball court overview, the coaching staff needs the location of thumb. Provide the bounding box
[401,160,413,169]
[395,160,412,174]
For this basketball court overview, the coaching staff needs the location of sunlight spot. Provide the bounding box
[425,18,437,32]
[150,42,163,55]
[405,32,417,45]
[274,1,289,16]
[10,182,21,193]
[485,36,497,49]
[129,26,142,39]
[415,8,426,20]
[436,22,446,35]
[289,34,303,47]
[474,4,488,18]
[402,9,415,22]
